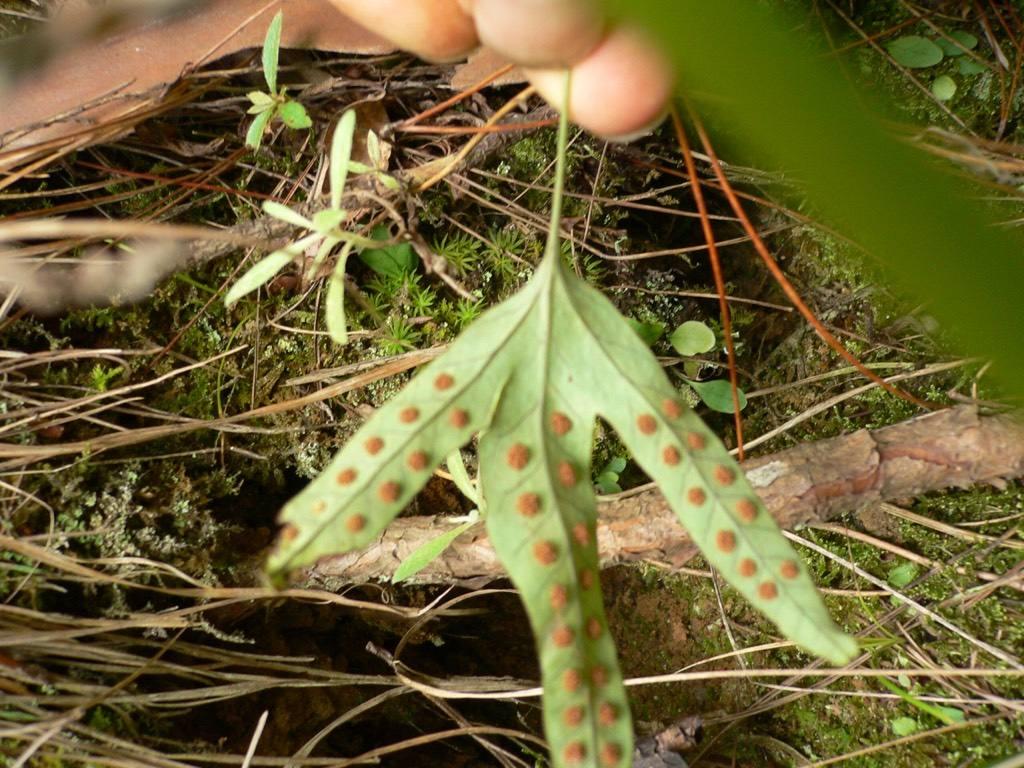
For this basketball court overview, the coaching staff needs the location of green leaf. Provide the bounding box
[891,717,919,736]
[262,10,282,94]
[935,30,978,56]
[958,57,986,75]
[278,100,312,130]
[225,250,293,306]
[932,75,957,101]
[330,110,357,211]
[312,209,347,234]
[247,90,274,106]
[887,562,918,588]
[687,379,748,413]
[346,160,375,175]
[262,200,313,229]
[670,320,716,356]
[358,228,416,278]
[245,108,273,150]
[887,36,944,68]
[627,318,664,346]
[446,449,480,506]
[599,0,1024,401]
[325,242,351,345]
[392,514,478,583]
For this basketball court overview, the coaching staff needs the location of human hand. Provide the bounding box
[326,0,673,139]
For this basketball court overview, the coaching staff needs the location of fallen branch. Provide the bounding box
[309,405,1024,585]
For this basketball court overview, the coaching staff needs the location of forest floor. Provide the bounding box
[1,1,1023,766]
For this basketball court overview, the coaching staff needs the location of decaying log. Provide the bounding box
[309,405,1024,585]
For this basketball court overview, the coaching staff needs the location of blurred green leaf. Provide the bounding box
[959,58,986,75]
[262,10,282,93]
[225,250,292,306]
[887,36,944,68]
[936,30,978,56]
[245,108,273,150]
[931,75,956,101]
[687,379,747,413]
[891,717,919,736]
[887,562,918,588]
[278,101,312,130]
[670,320,715,356]
[392,515,478,583]
[358,227,416,277]
[601,0,1024,399]
[628,318,665,346]
[330,110,357,211]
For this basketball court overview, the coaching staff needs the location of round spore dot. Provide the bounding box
[533,540,559,565]
[516,492,541,517]
[407,451,428,471]
[572,522,589,546]
[738,558,757,577]
[715,529,737,553]
[336,468,357,485]
[378,481,401,503]
[780,560,800,579]
[636,413,657,435]
[601,743,623,767]
[550,411,573,436]
[564,742,586,764]
[434,373,454,390]
[364,436,384,455]
[662,446,681,466]
[563,668,582,692]
[598,702,618,726]
[662,398,682,419]
[552,625,575,647]
[346,514,366,533]
[759,581,779,600]
[563,706,584,727]
[714,465,736,486]
[506,443,530,470]
[736,498,758,522]
[558,461,577,487]
[550,584,568,610]
[687,487,707,506]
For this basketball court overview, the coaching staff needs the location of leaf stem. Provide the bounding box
[544,72,572,264]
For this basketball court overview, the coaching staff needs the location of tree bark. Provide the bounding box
[308,405,1024,586]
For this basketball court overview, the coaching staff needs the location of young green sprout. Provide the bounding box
[245,10,313,150]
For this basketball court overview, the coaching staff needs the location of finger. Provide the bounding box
[526,26,673,139]
[469,0,604,67]
[326,0,478,62]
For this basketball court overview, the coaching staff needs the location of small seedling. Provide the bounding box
[667,319,748,414]
[267,79,857,768]
[227,109,377,343]
[245,11,312,150]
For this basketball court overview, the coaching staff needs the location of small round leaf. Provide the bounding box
[887,36,944,68]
